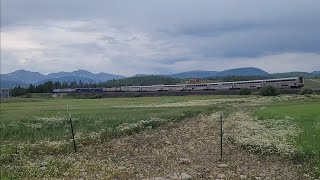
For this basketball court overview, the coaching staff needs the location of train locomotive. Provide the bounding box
[53,77,304,93]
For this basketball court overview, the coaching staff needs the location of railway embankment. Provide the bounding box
[63,89,320,98]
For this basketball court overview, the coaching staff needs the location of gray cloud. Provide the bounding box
[1,0,320,75]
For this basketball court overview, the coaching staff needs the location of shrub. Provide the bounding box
[251,91,260,95]
[299,88,314,95]
[239,88,252,95]
[92,94,102,99]
[76,94,102,99]
[259,86,279,96]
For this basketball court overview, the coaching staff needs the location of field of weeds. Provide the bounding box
[0,95,238,144]
[1,94,320,179]
[254,100,320,175]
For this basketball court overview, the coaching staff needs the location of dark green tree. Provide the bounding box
[260,86,279,96]
[11,85,27,97]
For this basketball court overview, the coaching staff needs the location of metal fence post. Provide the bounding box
[220,112,223,161]
[69,113,77,153]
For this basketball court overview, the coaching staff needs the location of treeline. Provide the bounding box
[101,76,182,87]
[271,72,319,78]
[10,80,100,97]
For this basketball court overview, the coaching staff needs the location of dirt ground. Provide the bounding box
[81,114,313,179]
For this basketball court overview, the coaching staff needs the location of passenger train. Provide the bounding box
[52,77,304,93]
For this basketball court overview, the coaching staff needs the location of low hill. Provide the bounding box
[170,67,269,79]
[216,67,269,77]
[101,76,182,87]
[170,70,218,79]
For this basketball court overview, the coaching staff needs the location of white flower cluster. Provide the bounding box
[225,111,301,155]
[33,116,64,122]
[115,117,167,135]
[113,98,254,108]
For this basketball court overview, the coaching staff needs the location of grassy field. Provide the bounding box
[254,100,320,174]
[0,95,234,144]
[1,94,320,178]
[304,79,320,89]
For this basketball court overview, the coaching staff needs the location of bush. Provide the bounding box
[299,88,314,95]
[239,88,252,95]
[259,86,279,96]
[92,94,102,99]
[251,91,260,95]
[76,94,103,99]
[25,93,32,98]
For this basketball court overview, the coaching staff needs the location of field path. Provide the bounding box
[84,114,307,179]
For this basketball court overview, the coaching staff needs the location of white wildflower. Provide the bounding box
[224,111,301,155]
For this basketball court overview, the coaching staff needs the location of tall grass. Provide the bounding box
[0,96,224,144]
[254,101,320,174]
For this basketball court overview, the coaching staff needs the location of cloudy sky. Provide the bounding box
[1,0,320,76]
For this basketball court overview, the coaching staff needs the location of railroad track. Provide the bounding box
[63,88,320,98]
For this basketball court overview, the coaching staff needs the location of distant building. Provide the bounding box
[0,89,10,99]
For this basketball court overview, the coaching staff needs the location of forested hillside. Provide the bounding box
[101,76,182,87]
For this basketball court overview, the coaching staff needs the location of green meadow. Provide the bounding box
[254,100,320,174]
[0,95,230,143]
[1,94,320,178]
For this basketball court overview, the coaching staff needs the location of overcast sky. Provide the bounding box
[1,0,320,76]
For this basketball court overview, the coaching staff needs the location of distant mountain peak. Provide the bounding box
[217,67,269,77]
[73,69,91,73]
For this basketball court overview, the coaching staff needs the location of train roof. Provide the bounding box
[263,77,300,81]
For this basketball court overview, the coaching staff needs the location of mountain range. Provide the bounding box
[1,67,319,88]
[0,70,124,88]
